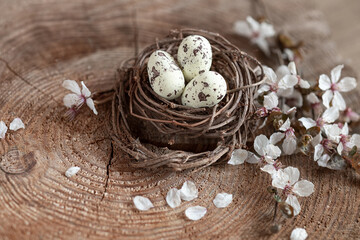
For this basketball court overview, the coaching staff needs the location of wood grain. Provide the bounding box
[0,0,359,239]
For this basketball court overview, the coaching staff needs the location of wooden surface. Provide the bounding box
[0,0,359,239]
[316,0,360,68]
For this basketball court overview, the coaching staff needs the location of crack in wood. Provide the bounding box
[0,56,60,104]
[101,142,114,201]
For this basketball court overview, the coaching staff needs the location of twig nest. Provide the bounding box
[112,29,264,171]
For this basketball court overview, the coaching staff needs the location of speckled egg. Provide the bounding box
[181,71,227,108]
[177,35,212,82]
[147,50,185,100]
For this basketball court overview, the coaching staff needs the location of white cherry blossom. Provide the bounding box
[312,126,339,167]
[250,134,282,163]
[319,65,357,110]
[277,62,310,90]
[62,80,98,115]
[299,107,339,129]
[326,123,360,155]
[257,66,298,97]
[234,16,275,56]
[278,118,297,155]
[272,167,314,215]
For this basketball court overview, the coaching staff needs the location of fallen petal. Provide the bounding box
[290,227,308,240]
[0,121,8,139]
[9,118,25,131]
[166,188,181,208]
[180,181,198,201]
[213,193,233,208]
[133,196,154,211]
[65,166,80,178]
[185,206,207,221]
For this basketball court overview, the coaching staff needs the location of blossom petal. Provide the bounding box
[81,81,92,98]
[263,66,278,85]
[233,20,252,38]
[246,152,261,164]
[62,80,81,95]
[272,170,289,189]
[299,79,310,89]
[257,84,270,95]
[350,134,360,148]
[65,166,80,178]
[166,188,181,208]
[288,62,297,75]
[314,144,324,161]
[63,93,82,108]
[332,91,346,111]
[270,132,285,145]
[278,75,298,89]
[259,22,275,38]
[317,154,330,167]
[322,90,333,109]
[260,164,277,176]
[9,118,25,131]
[0,121,7,139]
[246,16,260,31]
[277,87,294,98]
[337,142,344,155]
[284,166,300,185]
[331,65,344,83]
[213,193,233,208]
[293,180,314,197]
[283,137,297,155]
[266,144,282,159]
[264,92,278,109]
[228,149,248,165]
[86,98,98,115]
[312,134,322,147]
[180,181,198,201]
[337,77,357,92]
[254,134,269,156]
[133,196,154,211]
[323,124,342,142]
[322,107,339,123]
[299,117,316,129]
[341,122,349,135]
[306,92,320,104]
[319,74,331,90]
[286,195,301,216]
[279,118,291,131]
[290,228,308,240]
[276,65,290,79]
[185,206,207,221]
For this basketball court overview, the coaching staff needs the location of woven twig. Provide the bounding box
[111,29,264,171]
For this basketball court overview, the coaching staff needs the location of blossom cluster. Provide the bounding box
[232,16,359,227]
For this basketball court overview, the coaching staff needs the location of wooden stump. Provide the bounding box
[0,0,359,239]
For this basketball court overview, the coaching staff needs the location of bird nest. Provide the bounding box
[111,29,264,171]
